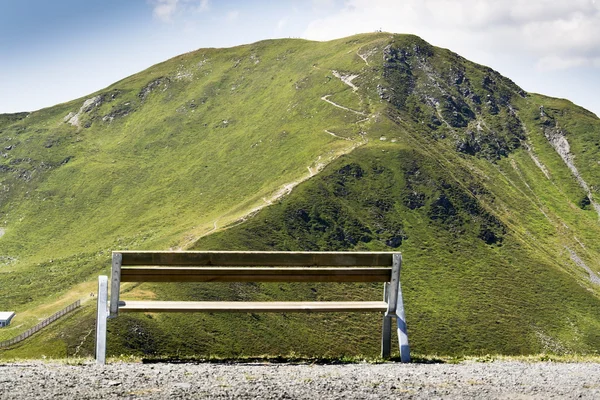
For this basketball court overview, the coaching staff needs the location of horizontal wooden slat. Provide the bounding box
[121,267,392,283]
[119,300,388,313]
[116,251,395,267]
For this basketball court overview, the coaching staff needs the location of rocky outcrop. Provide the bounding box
[139,77,170,102]
[64,95,103,127]
[543,121,600,218]
[380,36,527,161]
[567,247,600,285]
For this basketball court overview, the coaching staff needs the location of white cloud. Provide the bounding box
[196,0,210,13]
[152,0,179,22]
[312,0,337,11]
[226,10,240,22]
[150,0,210,22]
[277,17,288,30]
[537,55,589,71]
[302,0,600,71]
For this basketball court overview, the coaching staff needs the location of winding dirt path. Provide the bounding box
[324,130,353,141]
[320,95,367,116]
[332,70,359,92]
[357,51,370,66]
[182,66,373,247]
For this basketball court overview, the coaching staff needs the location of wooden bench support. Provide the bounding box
[96,251,410,364]
[110,252,122,316]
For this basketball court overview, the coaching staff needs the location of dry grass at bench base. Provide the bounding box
[3,353,600,366]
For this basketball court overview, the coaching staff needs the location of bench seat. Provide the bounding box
[119,300,389,313]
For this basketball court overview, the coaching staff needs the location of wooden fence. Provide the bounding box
[0,300,81,348]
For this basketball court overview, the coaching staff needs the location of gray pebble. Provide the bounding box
[0,361,599,399]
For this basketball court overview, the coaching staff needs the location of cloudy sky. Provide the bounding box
[2,0,599,116]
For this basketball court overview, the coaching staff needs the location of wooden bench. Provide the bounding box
[95,251,409,364]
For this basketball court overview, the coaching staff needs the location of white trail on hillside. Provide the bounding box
[320,95,367,116]
[523,142,551,180]
[178,141,366,249]
[179,63,374,249]
[332,70,359,92]
[324,130,353,141]
[357,51,370,66]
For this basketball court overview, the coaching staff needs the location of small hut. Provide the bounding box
[0,312,15,327]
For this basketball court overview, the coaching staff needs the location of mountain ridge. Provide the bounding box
[1,32,599,358]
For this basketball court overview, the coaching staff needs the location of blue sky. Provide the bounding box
[2,0,599,117]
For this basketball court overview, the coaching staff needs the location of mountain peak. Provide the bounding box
[1,34,600,359]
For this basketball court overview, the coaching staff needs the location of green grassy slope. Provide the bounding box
[1,33,600,359]
[191,35,600,356]
[0,33,389,341]
[194,144,600,356]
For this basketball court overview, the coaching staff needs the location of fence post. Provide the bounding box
[96,275,109,365]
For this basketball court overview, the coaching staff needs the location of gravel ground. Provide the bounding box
[1,360,600,399]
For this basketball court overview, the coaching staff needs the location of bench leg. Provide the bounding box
[397,315,410,362]
[381,315,392,358]
[396,278,410,363]
[381,282,392,358]
[96,275,108,365]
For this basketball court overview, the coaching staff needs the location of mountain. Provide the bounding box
[1,33,600,359]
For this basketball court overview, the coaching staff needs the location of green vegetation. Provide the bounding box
[193,145,600,356]
[0,34,385,337]
[1,32,600,360]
